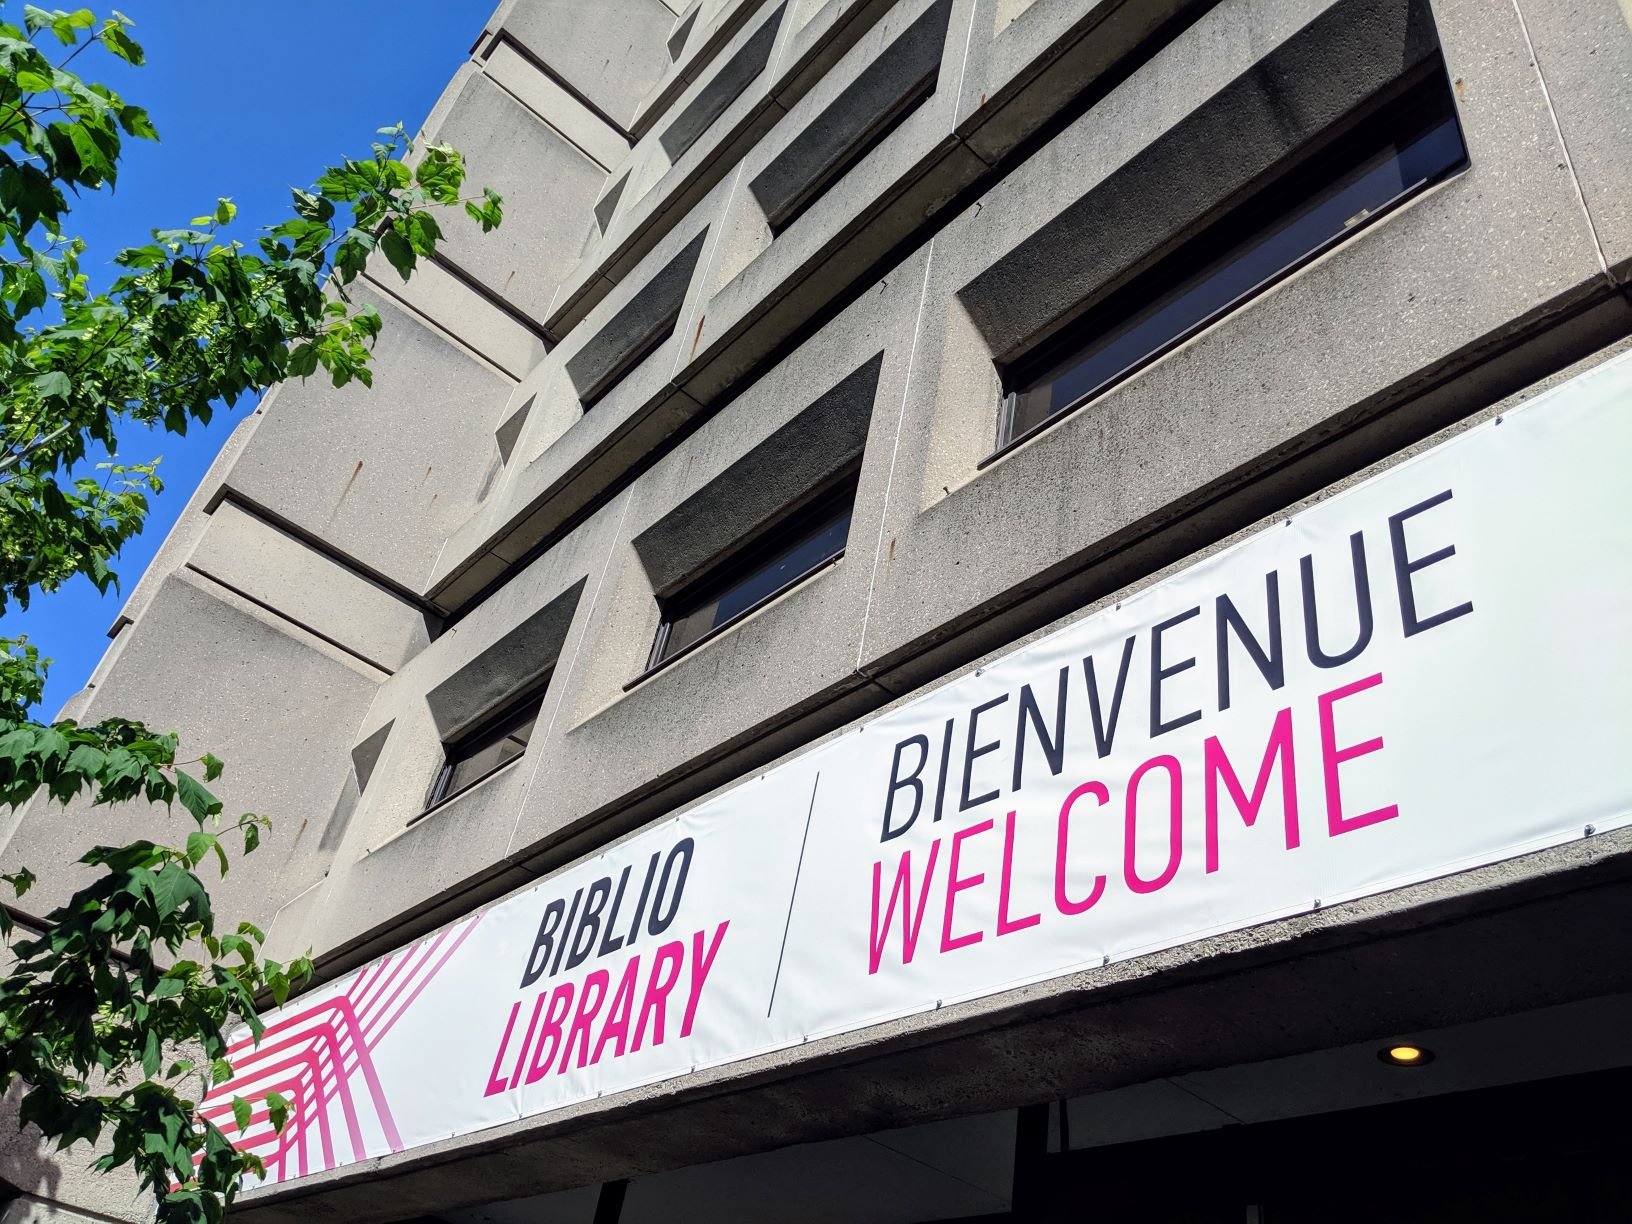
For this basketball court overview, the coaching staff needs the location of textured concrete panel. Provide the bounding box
[545,0,899,343]
[0,1083,147,1223]
[659,5,782,161]
[311,767,537,958]
[684,0,981,403]
[351,720,395,795]
[101,388,274,654]
[362,255,548,381]
[492,0,676,130]
[508,254,926,864]
[427,72,607,327]
[424,579,583,738]
[955,0,1206,165]
[483,40,630,172]
[276,500,624,961]
[187,501,432,673]
[221,285,512,593]
[1512,0,1632,278]
[593,170,631,234]
[0,575,376,924]
[427,178,736,606]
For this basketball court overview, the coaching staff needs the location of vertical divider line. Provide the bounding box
[669,160,749,384]
[766,770,821,1017]
[1511,0,1612,283]
[855,240,937,672]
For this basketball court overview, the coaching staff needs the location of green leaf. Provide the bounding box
[200,752,223,782]
[174,771,221,823]
[32,370,71,401]
[184,830,214,867]
[116,103,156,139]
[213,198,236,226]
[0,725,36,765]
[286,342,319,379]
[231,1096,251,1135]
[378,227,414,281]
[264,1092,289,1134]
[102,22,145,65]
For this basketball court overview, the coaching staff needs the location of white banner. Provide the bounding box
[209,352,1632,1184]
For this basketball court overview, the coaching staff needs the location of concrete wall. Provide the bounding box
[6,0,1631,1218]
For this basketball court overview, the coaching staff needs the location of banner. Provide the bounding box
[208,352,1632,1184]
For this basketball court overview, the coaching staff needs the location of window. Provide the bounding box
[994,67,1469,455]
[422,681,548,814]
[644,474,858,672]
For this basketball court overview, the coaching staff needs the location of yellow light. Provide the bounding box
[1378,1043,1434,1067]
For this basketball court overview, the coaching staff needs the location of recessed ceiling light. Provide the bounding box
[1378,1043,1435,1067]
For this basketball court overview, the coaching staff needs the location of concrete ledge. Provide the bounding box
[957,0,1440,360]
[660,4,783,161]
[565,230,708,403]
[631,352,881,593]
[749,0,953,229]
[425,579,584,739]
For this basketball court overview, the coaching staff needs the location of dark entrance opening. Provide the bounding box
[1012,1065,1632,1223]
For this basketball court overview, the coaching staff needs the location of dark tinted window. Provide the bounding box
[998,69,1469,452]
[423,690,544,814]
[648,476,857,669]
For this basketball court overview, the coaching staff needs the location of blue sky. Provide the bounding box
[3,1,491,716]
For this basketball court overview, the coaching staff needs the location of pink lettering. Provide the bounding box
[1204,707,1300,873]
[507,991,547,1090]
[483,1001,521,1097]
[632,939,685,1051]
[941,820,992,953]
[1055,781,1108,915]
[1319,672,1397,835]
[524,982,575,1084]
[996,810,1040,936]
[559,969,611,1072]
[867,840,942,974]
[1124,755,1183,894]
[592,954,642,1065]
[680,922,729,1038]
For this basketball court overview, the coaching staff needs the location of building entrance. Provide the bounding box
[1018,1066,1632,1223]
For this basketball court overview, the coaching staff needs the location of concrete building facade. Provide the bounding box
[5,0,1632,1219]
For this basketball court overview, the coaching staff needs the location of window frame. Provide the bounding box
[628,470,861,687]
[415,676,551,821]
[983,60,1470,466]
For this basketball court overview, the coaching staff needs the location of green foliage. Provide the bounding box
[0,5,502,1222]
[0,635,301,1223]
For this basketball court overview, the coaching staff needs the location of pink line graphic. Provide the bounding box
[198,913,482,1184]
